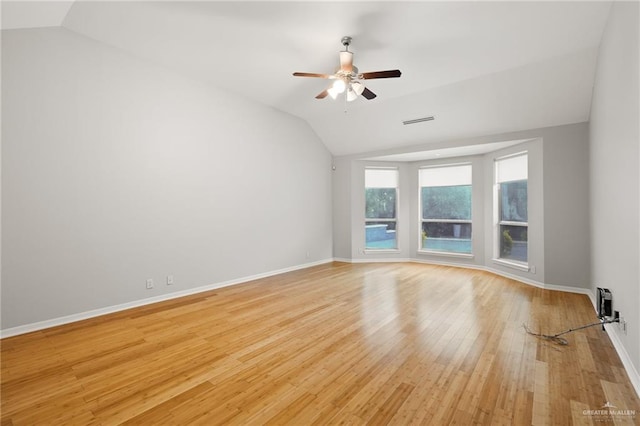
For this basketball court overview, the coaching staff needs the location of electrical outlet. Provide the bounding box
[146,279,154,289]
[167,275,174,285]
[615,312,627,335]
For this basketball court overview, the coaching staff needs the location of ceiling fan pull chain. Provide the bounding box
[343,92,348,113]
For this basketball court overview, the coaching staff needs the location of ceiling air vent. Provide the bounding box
[402,116,435,125]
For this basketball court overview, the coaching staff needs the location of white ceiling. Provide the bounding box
[2,1,612,157]
[1,1,73,30]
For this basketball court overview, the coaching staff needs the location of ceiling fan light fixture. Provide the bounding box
[346,87,358,102]
[351,81,364,95]
[292,36,401,103]
[332,79,346,94]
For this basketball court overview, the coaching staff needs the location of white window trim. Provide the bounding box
[364,249,401,254]
[418,249,474,259]
[422,219,473,224]
[495,150,529,162]
[499,220,528,227]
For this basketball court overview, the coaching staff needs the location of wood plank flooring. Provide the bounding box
[2,262,639,425]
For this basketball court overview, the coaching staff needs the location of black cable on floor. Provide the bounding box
[523,317,619,346]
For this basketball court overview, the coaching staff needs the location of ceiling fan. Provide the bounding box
[293,36,401,102]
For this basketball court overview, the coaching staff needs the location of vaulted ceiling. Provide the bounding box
[2,1,612,157]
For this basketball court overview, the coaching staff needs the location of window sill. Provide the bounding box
[364,249,400,254]
[492,258,529,272]
[418,250,474,259]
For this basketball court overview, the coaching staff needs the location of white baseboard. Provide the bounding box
[585,290,640,398]
[484,265,593,296]
[347,256,593,296]
[0,258,334,339]
[604,323,640,398]
[350,257,412,263]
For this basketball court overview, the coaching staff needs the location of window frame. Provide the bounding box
[364,167,399,252]
[418,162,473,257]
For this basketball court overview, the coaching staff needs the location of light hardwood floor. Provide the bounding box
[2,262,639,425]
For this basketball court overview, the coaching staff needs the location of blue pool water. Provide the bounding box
[366,239,398,249]
[423,238,472,254]
[365,238,472,253]
[365,238,527,261]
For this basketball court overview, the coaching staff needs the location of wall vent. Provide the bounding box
[402,116,435,125]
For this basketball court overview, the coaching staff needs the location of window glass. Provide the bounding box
[500,180,528,223]
[495,154,528,263]
[365,188,397,219]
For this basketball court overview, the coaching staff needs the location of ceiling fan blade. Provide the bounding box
[293,72,332,78]
[360,70,402,79]
[315,90,329,99]
[339,51,353,73]
[361,87,377,100]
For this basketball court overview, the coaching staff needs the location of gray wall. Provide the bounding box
[331,157,351,260]
[332,122,590,289]
[589,1,639,380]
[1,28,333,330]
[542,124,590,289]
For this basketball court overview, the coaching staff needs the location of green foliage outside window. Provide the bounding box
[422,185,471,220]
[365,188,397,219]
[501,229,513,256]
[500,180,527,222]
